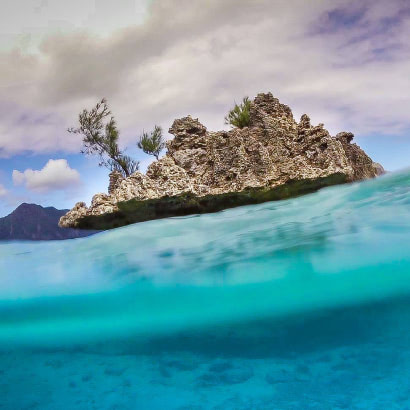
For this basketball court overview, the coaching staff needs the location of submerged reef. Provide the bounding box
[60,93,383,229]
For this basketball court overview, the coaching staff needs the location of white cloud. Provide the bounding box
[0,184,7,197]
[0,0,409,157]
[12,159,80,192]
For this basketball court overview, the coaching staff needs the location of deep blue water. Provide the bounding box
[1,170,410,409]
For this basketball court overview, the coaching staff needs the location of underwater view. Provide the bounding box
[1,170,410,409]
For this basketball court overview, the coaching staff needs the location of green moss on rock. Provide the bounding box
[76,173,346,230]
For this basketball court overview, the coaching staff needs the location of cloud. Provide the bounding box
[0,0,409,158]
[12,159,80,192]
[0,184,7,197]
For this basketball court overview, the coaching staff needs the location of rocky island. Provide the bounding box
[60,93,384,230]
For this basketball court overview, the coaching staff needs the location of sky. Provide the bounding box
[0,0,409,217]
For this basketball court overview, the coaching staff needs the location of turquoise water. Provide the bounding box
[1,170,410,409]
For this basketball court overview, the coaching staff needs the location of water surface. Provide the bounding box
[1,170,410,409]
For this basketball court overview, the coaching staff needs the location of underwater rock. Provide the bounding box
[60,93,384,229]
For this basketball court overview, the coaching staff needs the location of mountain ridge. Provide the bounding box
[0,203,98,241]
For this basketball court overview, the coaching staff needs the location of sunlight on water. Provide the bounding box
[1,170,410,409]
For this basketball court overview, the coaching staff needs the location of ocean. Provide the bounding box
[1,170,410,409]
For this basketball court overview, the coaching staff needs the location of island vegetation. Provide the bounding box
[68,99,139,177]
[69,99,167,177]
[137,125,166,160]
[224,97,251,129]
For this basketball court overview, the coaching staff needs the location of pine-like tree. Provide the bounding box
[137,125,166,160]
[68,99,139,177]
[225,97,251,129]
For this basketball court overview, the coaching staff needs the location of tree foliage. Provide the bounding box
[224,97,251,129]
[137,125,166,160]
[68,99,139,177]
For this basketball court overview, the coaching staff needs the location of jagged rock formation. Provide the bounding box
[60,93,384,229]
[108,170,124,194]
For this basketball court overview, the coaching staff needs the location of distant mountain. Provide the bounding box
[0,203,98,241]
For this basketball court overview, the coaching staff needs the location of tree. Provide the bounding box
[137,125,166,160]
[68,99,139,177]
[225,96,251,129]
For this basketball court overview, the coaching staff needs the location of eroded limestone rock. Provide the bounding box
[60,93,384,228]
[59,202,88,228]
